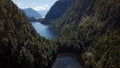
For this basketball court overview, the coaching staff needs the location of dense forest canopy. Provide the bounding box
[52,0,120,68]
[0,0,56,68]
[0,0,120,68]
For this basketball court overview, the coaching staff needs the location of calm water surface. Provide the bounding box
[32,22,57,39]
[52,57,82,68]
[32,22,82,68]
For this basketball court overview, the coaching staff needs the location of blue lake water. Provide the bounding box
[32,22,57,39]
[32,22,82,68]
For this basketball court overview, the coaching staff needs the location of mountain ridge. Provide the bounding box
[41,0,76,24]
[51,0,120,68]
[0,0,119,68]
[0,0,56,68]
[22,8,42,18]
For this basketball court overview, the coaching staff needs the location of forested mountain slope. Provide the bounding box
[0,0,56,68]
[41,0,76,24]
[53,0,120,68]
[0,0,120,68]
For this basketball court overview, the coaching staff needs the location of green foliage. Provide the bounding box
[0,0,120,68]
[51,0,120,68]
[0,0,56,68]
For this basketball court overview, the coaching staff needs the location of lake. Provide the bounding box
[32,22,57,39]
[52,57,82,68]
[32,22,82,68]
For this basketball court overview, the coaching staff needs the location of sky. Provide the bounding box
[12,0,57,11]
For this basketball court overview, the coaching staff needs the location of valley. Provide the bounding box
[31,22,57,39]
[0,0,120,68]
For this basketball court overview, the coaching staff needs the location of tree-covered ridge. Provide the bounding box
[0,0,120,68]
[41,0,76,24]
[53,0,120,68]
[0,0,56,68]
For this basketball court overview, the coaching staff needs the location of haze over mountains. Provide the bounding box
[22,8,42,18]
[22,8,45,22]
[38,10,48,17]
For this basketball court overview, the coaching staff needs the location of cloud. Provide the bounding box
[33,4,50,11]
[17,3,21,5]
[15,2,28,9]
[16,3,24,8]
[44,4,49,7]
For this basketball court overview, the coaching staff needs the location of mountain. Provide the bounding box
[0,0,120,68]
[50,0,120,68]
[0,0,55,68]
[41,0,76,24]
[22,8,42,18]
[38,10,48,17]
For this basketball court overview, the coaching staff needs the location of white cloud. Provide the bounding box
[44,4,49,7]
[20,7,29,9]
[32,4,50,11]
[17,3,22,5]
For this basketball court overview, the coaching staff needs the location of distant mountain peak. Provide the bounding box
[24,7,34,11]
[22,8,42,18]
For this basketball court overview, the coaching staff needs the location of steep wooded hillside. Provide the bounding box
[0,0,120,68]
[52,0,120,68]
[41,0,76,24]
[0,0,56,68]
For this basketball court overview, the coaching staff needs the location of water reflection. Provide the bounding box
[52,57,82,68]
[32,22,57,39]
